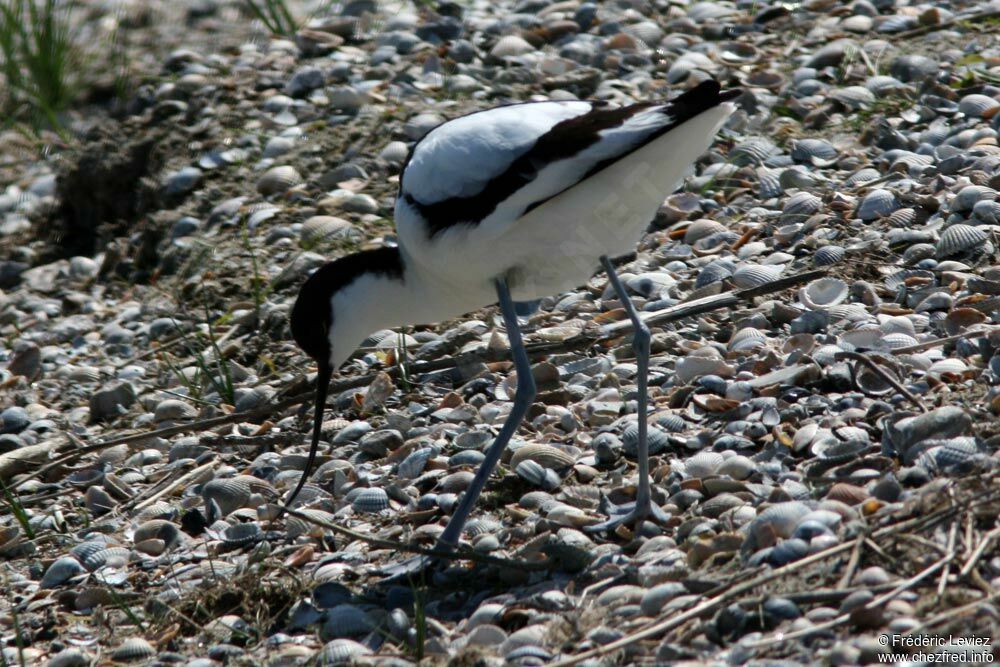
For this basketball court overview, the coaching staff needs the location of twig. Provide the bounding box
[890,328,995,355]
[893,8,1000,40]
[903,593,1000,636]
[835,350,926,412]
[126,461,218,513]
[937,496,959,597]
[837,534,865,589]
[742,552,956,650]
[280,506,551,572]
[11,270,824,486]
[960,526,1000,578]
[547,486,1000,667]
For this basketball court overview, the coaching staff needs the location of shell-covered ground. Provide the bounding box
[1,0,1000,665]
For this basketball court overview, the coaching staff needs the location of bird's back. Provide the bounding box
[396,81,737,299]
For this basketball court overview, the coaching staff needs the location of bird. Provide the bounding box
[287,79,740,575]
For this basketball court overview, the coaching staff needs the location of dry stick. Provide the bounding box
[894,8,1000,39]
[837,534,866,590]
[890,327,995,355]
[127,461,218,513]
[903,593,1000,637]
[15,270,825,488]
[547,489,997,667]
[937,497,959,597]
[743,551,956,651]
[279,506,550,572]
[834,350,927,412]
[960,526,1000,578]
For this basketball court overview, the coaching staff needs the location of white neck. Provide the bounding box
[328,253,492,369]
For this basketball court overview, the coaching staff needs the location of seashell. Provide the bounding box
[718,41,758,64]
[110,638,156,662]
[944,308,987,335]
[886,208,916,228]
[510,443,575,470]
[756,166,784,199]
[132,519,182,549]
[730,137,778,166]
[285,508,337,539]
[884,268,935,292]
[799,278,848,310]
[516,460,560,491]
[438,470,475,493]
[48,648,89,667]
[856,189,898,221]
[490,34,533,60]
[398,446,436,479]
[351,487,390,513]
[831,85,875,109]
[675,353,734,383]
[321,604,375,639]
[880,332,918,350]
[622,423,670,456]
[742,501,813,558]
[958,94,1000,118]
[256,165,302,196]
[202,475,273,516]
[222,522,262,547]
[781,191,822,220]
[153,398,197,422]
[732,264,783,289]
[301,216,353,244]
[813,245,845,266]
[844,167,881,187]
[40,557,86,588]
[927,358,968,376]
[881,316,916,337]
[683,218,727,244]
[728,327,768,352]
[696,259,735,288]
[84,485,116,516]
[791,138,838,164]
[717,455,755,480]
[684,451,724,478]
[936,224,988,258]
[82,546,131,571]
[811,438,868,463]
[952,186,997,213]
[316,639,373,666]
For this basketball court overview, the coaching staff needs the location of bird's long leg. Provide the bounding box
[584,255,671,534]
[380,276,536,580]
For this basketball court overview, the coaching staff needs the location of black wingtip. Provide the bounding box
[274,361,333,520]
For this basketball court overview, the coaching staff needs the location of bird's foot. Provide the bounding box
[583,497,671,534]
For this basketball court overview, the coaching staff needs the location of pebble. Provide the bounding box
[1,0,997,664]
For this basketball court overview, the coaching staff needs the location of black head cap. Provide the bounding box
[280,248,405,516]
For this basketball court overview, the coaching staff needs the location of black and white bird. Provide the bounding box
[289,80,739,571]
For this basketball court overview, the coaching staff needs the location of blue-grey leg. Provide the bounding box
[380,276,537,580]
[584,255,671,533]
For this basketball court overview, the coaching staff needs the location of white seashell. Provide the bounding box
[732,264,783,288]
[684,451,724,478]
[256,165,302,196]
[936,224,988,258]
[731,137,778,166]
[799,278,848,310]
[510,443,575,470]
[675,354,734,384]
[781,191,823,219]
[880,315,916,336]
[683,218,727,244]
[856,188,898,221]
[490,35,533,59]
[880,332,918,350]
[301,216,354,244]
[316,639,372,666]
[110,638,155,661]
[728,327,768,352]
[958,93,1000,118]
[813,245,845,266]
